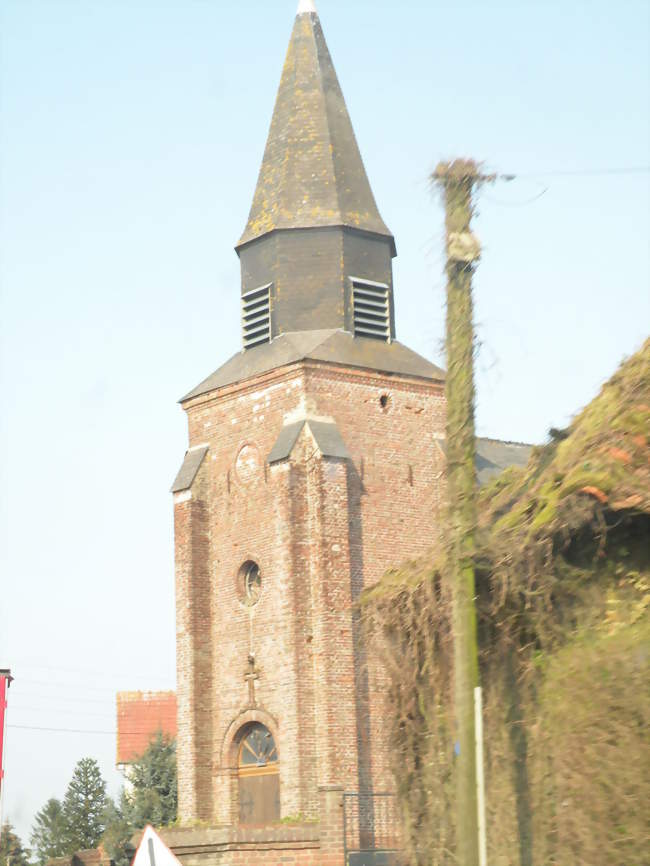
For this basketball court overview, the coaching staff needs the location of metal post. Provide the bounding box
[475,686,487,866]
[0,669,13,830]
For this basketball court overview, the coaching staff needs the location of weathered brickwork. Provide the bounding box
[162,786,346,866]
[163,826,321,866]
[174,359,445,828]
[171,7,447,863]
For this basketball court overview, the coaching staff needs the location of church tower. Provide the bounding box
[172,0,445,827]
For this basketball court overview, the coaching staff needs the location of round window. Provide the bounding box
[238,560,262,606]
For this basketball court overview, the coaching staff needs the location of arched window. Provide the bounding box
[237,722,280,824]
[237,560,262,605]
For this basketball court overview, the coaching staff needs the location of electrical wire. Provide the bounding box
[481,165,650,205]
[10,675,296,695]
[483,187,549,207]
[9,724,117,734]
[9,693,137,707]
[510,166,650,178]
[16,679,125,692]
[10,660,174,681]
[7,723,230,735]
[16,678,174,694]
[6,672,303,733]
[10,705,117,718]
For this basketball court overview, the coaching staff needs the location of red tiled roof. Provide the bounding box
[116,691,177,765]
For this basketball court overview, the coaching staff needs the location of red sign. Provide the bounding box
[0,671,12,795]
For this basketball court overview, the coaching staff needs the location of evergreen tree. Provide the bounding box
[100,800,133,866]
[100,735,177,866]
[61,758,108,850]
[30,798,66,864]
[123,732,177,828]
[0,823,30,866]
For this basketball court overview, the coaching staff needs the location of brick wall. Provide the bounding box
[161,787,344,866]
[173,358,445,823]
[162,825,321,866]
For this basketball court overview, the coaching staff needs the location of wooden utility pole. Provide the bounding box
[433,160,492,866]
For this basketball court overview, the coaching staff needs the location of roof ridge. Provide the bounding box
[477,436,534,447]
[280,327,341,352]
[181,331,445,403]
[311,15,342,223]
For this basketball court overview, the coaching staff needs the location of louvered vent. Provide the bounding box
[352,278,390,342]
[242,284,271,349]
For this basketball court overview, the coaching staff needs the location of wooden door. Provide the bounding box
[238,722,280,824]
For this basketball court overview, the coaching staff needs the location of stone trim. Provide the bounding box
[220,706,281,769]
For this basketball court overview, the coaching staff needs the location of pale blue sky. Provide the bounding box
[1,0,648,841]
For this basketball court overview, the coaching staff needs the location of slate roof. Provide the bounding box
[237,3,394,252]
[171,446,209,493]
[434,437,532,486]
[268,418,350,464]
[475,438,533,485]
[264,419,529,481]
[267,421,306,464]
[181,329,445,402]
[116,691,177,766]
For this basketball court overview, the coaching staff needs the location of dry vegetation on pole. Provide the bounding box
[432,158,486,866]
[362,339,650,866]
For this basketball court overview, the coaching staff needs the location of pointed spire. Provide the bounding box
[237,5,394,252]
[297,0,317,14]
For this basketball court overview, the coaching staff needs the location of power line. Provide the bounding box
[11,685,177,705]
[507,165,650,179]
[10,724,186,735]
[10,705,116,718]
[17,678,174,694]
[9,724,117,735]
[483,187,549,207]
[8,723,204,735]
[8,685,300,733]
[477,164,650,206]
[10,693,129,707]
[12,675,295,695]
[11,660,174,681]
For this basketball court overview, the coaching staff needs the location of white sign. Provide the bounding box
[132,826,182,866]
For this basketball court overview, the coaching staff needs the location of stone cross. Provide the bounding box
[245,653,259,706]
